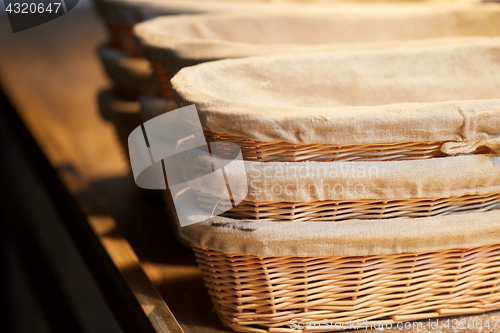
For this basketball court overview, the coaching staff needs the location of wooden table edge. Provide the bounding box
[0,83,185,333]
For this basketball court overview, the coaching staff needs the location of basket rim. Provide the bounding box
[181,153,500,203]
[203,192,500,222]
[178,209,500,258]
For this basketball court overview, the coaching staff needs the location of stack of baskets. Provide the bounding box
[130,2,500,332]
[169,39,500,331]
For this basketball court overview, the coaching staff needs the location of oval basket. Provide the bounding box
[177,211,500,332]
[194,244,500,333]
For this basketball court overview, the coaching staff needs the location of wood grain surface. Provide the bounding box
[0,7,499,333]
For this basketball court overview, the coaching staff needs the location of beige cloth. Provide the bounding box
[172,39,500,148]
[135,4,500,66]
[178,210,500,257]
[97,44,152,92]
[180,154,500,202]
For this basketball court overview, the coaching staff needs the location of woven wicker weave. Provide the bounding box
[198,192,500,222]
[203,132,492,162]
[106,22,142,57]
[152,61,198,99]
[194,244,500,332]
[151,63,175,99]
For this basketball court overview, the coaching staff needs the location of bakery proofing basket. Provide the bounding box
[134,3,500,101]
[170,40,500,332]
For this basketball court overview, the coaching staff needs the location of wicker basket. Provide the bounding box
[135,4,500,102]
[194,244,500,332]
[167,40,500,331]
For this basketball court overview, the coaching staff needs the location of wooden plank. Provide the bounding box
[0,85,165,333]
[89,216,183,333]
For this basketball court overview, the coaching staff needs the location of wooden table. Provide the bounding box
[1,8,499,333]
